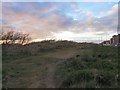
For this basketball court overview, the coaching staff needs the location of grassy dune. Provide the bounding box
[2,41,120,88]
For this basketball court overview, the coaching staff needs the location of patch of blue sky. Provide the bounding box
[77,2,118,17]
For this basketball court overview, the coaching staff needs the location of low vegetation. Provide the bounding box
[2,40,120,88]
[56,46,119,88]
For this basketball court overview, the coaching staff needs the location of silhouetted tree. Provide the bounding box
[0,30,31,45]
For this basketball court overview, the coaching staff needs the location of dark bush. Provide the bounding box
[96,71,116,86]
[63,58,87,70]
[98,54,101,58]
[81,55,91,62]
[76,70,94,81]
[76,55,80,57]
[60,70,94,87]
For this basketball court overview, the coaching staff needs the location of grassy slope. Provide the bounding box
[2,45,119,88]
[56,46,119,88]
[3,47,80,88]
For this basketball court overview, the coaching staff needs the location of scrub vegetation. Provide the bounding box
[2,40,120,88]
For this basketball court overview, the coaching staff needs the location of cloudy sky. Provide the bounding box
[1,0,119,43]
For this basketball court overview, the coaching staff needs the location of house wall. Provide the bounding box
[112,35,117,44]
[118,34,120,43]
[110,38,113,44]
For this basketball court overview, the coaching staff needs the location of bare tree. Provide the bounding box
[0,30,31,45]
[18,33,31,44]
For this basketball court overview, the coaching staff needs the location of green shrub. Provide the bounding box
[96,71,116,86]
[81,55,97,62]
[61,58,87,71]
[76,70,94,81]
[60,70,94,87]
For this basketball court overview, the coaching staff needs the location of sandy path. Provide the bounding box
[29,48,80,88]
[45,64,56,88]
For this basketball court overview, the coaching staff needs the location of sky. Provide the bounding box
[1,0,120,43]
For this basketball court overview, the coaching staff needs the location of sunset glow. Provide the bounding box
[1,0,119,43]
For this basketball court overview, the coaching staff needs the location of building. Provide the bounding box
[118,34,120,43]
[112,35,117,45]
[102,40,110,46]
[110,38,113,45]
[101,34,120,46]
